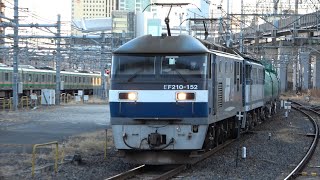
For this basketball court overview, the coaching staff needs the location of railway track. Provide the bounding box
[284,101,319,179]
[106,140,236,180]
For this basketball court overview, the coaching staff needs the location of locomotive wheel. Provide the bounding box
[221,125,227,144]
[253,111,258,126]
[244,114,249,132]
[216,125,224,145]
[216,127,221,144]
[230,119,237,139]
[203,125,216,150]
[256,110,261,123]
[260,108,266,121]
[247,113,254,130]
[272,102,277,114]
[232,126,239,139]
[267,105,272,118]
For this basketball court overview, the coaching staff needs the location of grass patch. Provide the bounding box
[61,129,113,157]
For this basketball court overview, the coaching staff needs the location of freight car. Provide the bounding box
[0,66,104,98]
[109,34,280,164]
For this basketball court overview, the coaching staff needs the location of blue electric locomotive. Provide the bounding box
[109,34,279,164]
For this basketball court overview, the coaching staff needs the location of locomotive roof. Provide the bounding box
[210,49,244,60]
[113,34,209,54]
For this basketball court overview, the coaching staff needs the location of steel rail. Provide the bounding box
[284,102,319,180]
[105,164,145,180]
[106,139,236,180]
[153,165,187,180]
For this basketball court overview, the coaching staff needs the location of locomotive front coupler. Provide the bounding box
[148,130,167,147]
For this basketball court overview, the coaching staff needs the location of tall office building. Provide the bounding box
[71,0,118,34]
[118,0,151,12]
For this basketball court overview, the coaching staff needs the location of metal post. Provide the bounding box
[219,17,223,45]
[100,32,106,100]
[295,0,299,15]
[12,0,19,111]
[273,0,279,15]
[31,141,59,177]
[104,129,108,159]
[179,13,184,34]
[239,0,244,53]
[226,0,231,47]
[55,14,61,105]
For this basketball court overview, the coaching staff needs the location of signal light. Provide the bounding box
[176,92,195,101]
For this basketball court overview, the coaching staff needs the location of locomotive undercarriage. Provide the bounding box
[121,104,276,165]
[203,117,238,151]
[202,101,278,152]
[243,101,278,131]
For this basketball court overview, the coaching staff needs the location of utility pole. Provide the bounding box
[226,0,231,47]
[3,1,59,110]
[55,14,61,105]
[177,12,184,34]
[12,0,19,111]
[273,0,279,15]
[240,0,244,53]
[295,0,299,14]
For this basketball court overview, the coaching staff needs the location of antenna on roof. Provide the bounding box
[203,21,209,40]
[143,3,201,36]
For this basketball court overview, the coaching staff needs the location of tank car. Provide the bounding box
[264,68,280,115]
[109,34,251,164]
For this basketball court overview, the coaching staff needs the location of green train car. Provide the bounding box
[264,68,280,115]
[0,66,105,98]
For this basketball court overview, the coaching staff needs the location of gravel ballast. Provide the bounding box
[0,103,316,179]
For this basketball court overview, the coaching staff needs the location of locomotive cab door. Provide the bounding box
[210,54,216,116]
[208,54,216,116]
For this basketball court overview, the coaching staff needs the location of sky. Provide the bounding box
[19,0,72,22]
[4,0,73,35]
[14,0,244,23]
[8,0,309,35]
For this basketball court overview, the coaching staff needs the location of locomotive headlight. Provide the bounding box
[176,92,195,101]
[128,92,137,101]
[119,92,138,101]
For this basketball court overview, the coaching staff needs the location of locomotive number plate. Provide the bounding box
[163,84,198,90]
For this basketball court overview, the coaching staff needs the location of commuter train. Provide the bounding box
[0,65,104,98]
[109,34,280,164]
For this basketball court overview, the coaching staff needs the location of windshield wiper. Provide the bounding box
[171,68,187,83]
[127,68,144,82]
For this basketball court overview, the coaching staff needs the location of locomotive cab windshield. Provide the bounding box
[111,54,207,82]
